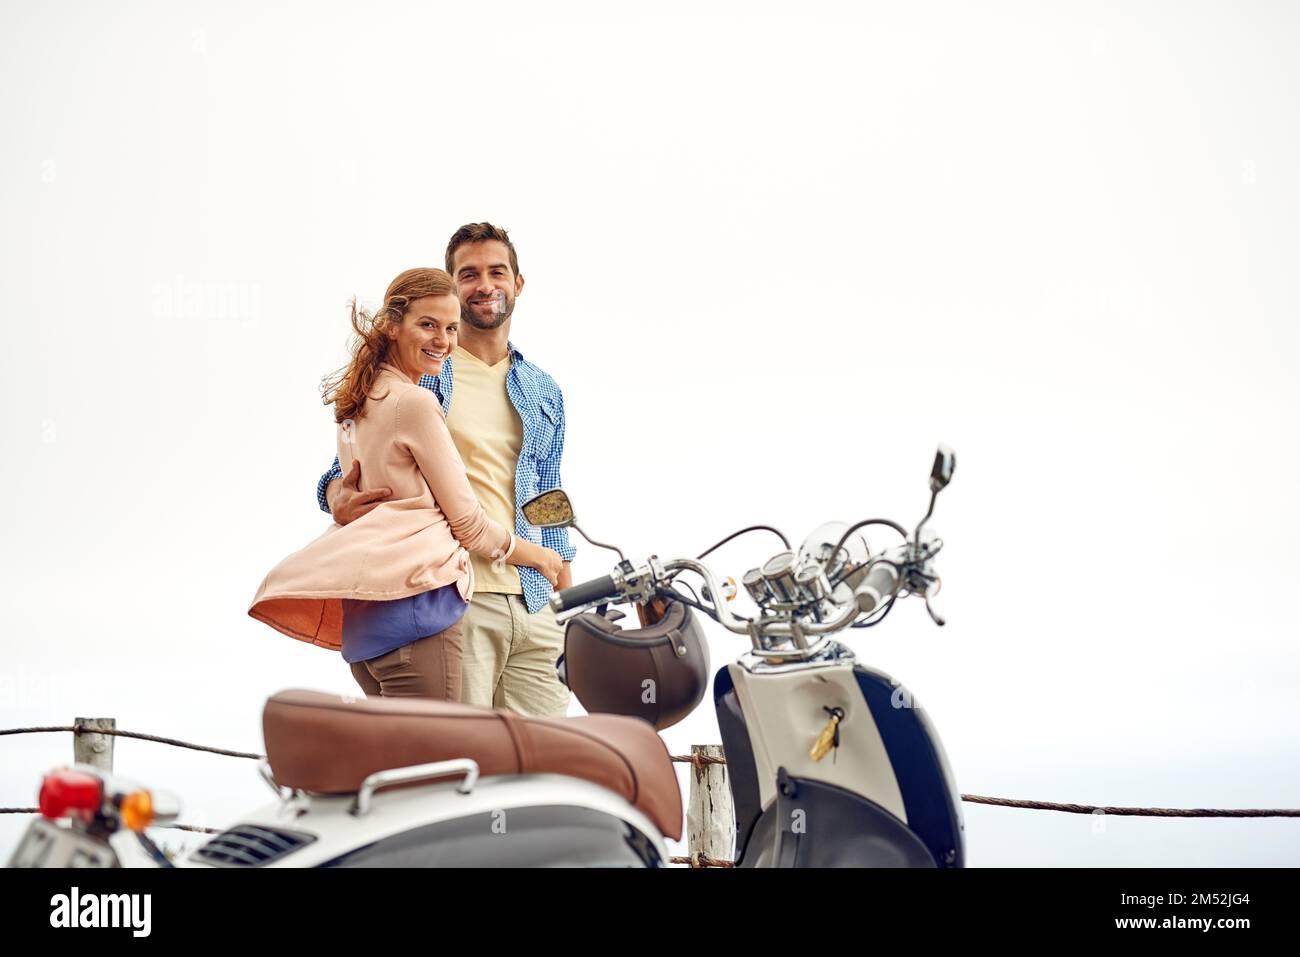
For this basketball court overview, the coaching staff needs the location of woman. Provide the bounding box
[248,267,564,700]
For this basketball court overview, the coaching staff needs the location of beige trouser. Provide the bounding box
[459,592,571,717]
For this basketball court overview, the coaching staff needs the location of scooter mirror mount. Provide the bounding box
[521,489,626,562]
[914,444,956,547]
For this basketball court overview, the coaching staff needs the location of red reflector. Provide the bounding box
[38,769,103,820]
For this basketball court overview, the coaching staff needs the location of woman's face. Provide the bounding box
[388,294,459,383]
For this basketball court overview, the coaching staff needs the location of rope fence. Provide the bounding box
[1,725,263,761]
[959,794,1300,818]
[0,808,222,835]
[6,723,1298,866]
[666,754,1300,818]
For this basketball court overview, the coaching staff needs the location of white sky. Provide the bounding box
[2,0,1298,865]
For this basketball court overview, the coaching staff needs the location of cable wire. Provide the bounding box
[695,524,790,560]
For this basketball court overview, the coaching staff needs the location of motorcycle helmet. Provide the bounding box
[558,599,709,731]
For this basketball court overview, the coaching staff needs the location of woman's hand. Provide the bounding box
[531,546,565,588]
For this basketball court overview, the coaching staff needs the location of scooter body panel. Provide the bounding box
[725,656,909,820]
[715,645,965,867]
[850,661,965,867]
[177,773,669,868]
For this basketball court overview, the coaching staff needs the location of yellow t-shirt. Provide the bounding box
[444,345,524,594]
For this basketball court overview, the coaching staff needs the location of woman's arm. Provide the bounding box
[397,390,512,558]
[397,390,561,581]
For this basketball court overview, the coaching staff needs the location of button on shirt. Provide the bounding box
[318,341,576,614]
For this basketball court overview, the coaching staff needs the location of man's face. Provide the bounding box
[451,239,524,331]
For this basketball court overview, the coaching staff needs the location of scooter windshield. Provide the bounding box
[797,522,871,586]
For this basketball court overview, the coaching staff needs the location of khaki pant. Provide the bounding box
[348,621,464,701]
[459,592,571,717]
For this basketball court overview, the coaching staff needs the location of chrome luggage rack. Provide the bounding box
[258,758,481,817]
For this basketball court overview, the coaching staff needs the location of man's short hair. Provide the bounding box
[445,222,520,279]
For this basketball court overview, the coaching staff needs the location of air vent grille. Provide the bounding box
[192,824,315,867]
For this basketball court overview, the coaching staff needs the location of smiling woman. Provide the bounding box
[247,267,564,701]
[386,292,459,383]
[324,268,460,420]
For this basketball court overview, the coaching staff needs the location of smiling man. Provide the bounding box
[317,223,576,716]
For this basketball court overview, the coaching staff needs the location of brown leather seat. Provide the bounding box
[262,690,682,841]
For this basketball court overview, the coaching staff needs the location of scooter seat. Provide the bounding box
[262,689,683,841]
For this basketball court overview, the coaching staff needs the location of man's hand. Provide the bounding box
[326,460,392,526]
[556,562,572,592]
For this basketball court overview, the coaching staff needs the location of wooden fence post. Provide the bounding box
[686,744,734,866]
[73,717,115,773]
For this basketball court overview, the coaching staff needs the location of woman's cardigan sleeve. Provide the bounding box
[396,388,515,561]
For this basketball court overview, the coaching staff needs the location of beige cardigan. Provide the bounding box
[248,363,515,651]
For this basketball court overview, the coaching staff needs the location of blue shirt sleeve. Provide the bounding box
[537,388,577,562]
[317,456,342,514]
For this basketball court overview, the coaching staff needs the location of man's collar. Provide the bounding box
[448,341,526,366]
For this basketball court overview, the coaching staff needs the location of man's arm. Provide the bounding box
[316,457,343,514]
[317,457,393,525]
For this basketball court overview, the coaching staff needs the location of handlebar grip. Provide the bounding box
[854,563,900,614]
[551,574,620,613]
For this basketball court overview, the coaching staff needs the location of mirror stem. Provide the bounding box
[572,524,625,562]
[913,489,938,545]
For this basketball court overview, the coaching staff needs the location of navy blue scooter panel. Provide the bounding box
[854,665,965,867]
[712,666,764,860]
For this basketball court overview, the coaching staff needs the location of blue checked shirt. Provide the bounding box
[316,342,576,614]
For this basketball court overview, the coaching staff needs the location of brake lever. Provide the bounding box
[924,590,946,627]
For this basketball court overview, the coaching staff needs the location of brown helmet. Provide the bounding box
[558,600,710,731]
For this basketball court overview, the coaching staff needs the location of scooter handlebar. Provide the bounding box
[551,574,621,613]
[854,562,901,614]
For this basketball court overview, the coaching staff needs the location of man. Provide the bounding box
[317,222,575,717]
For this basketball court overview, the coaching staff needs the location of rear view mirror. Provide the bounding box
[930,444,955,493]
[522,489,575,528]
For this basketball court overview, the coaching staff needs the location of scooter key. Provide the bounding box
[810,709,843,762]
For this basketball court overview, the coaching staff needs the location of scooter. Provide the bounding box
[538,443,964,867]
[7,446,961,868]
